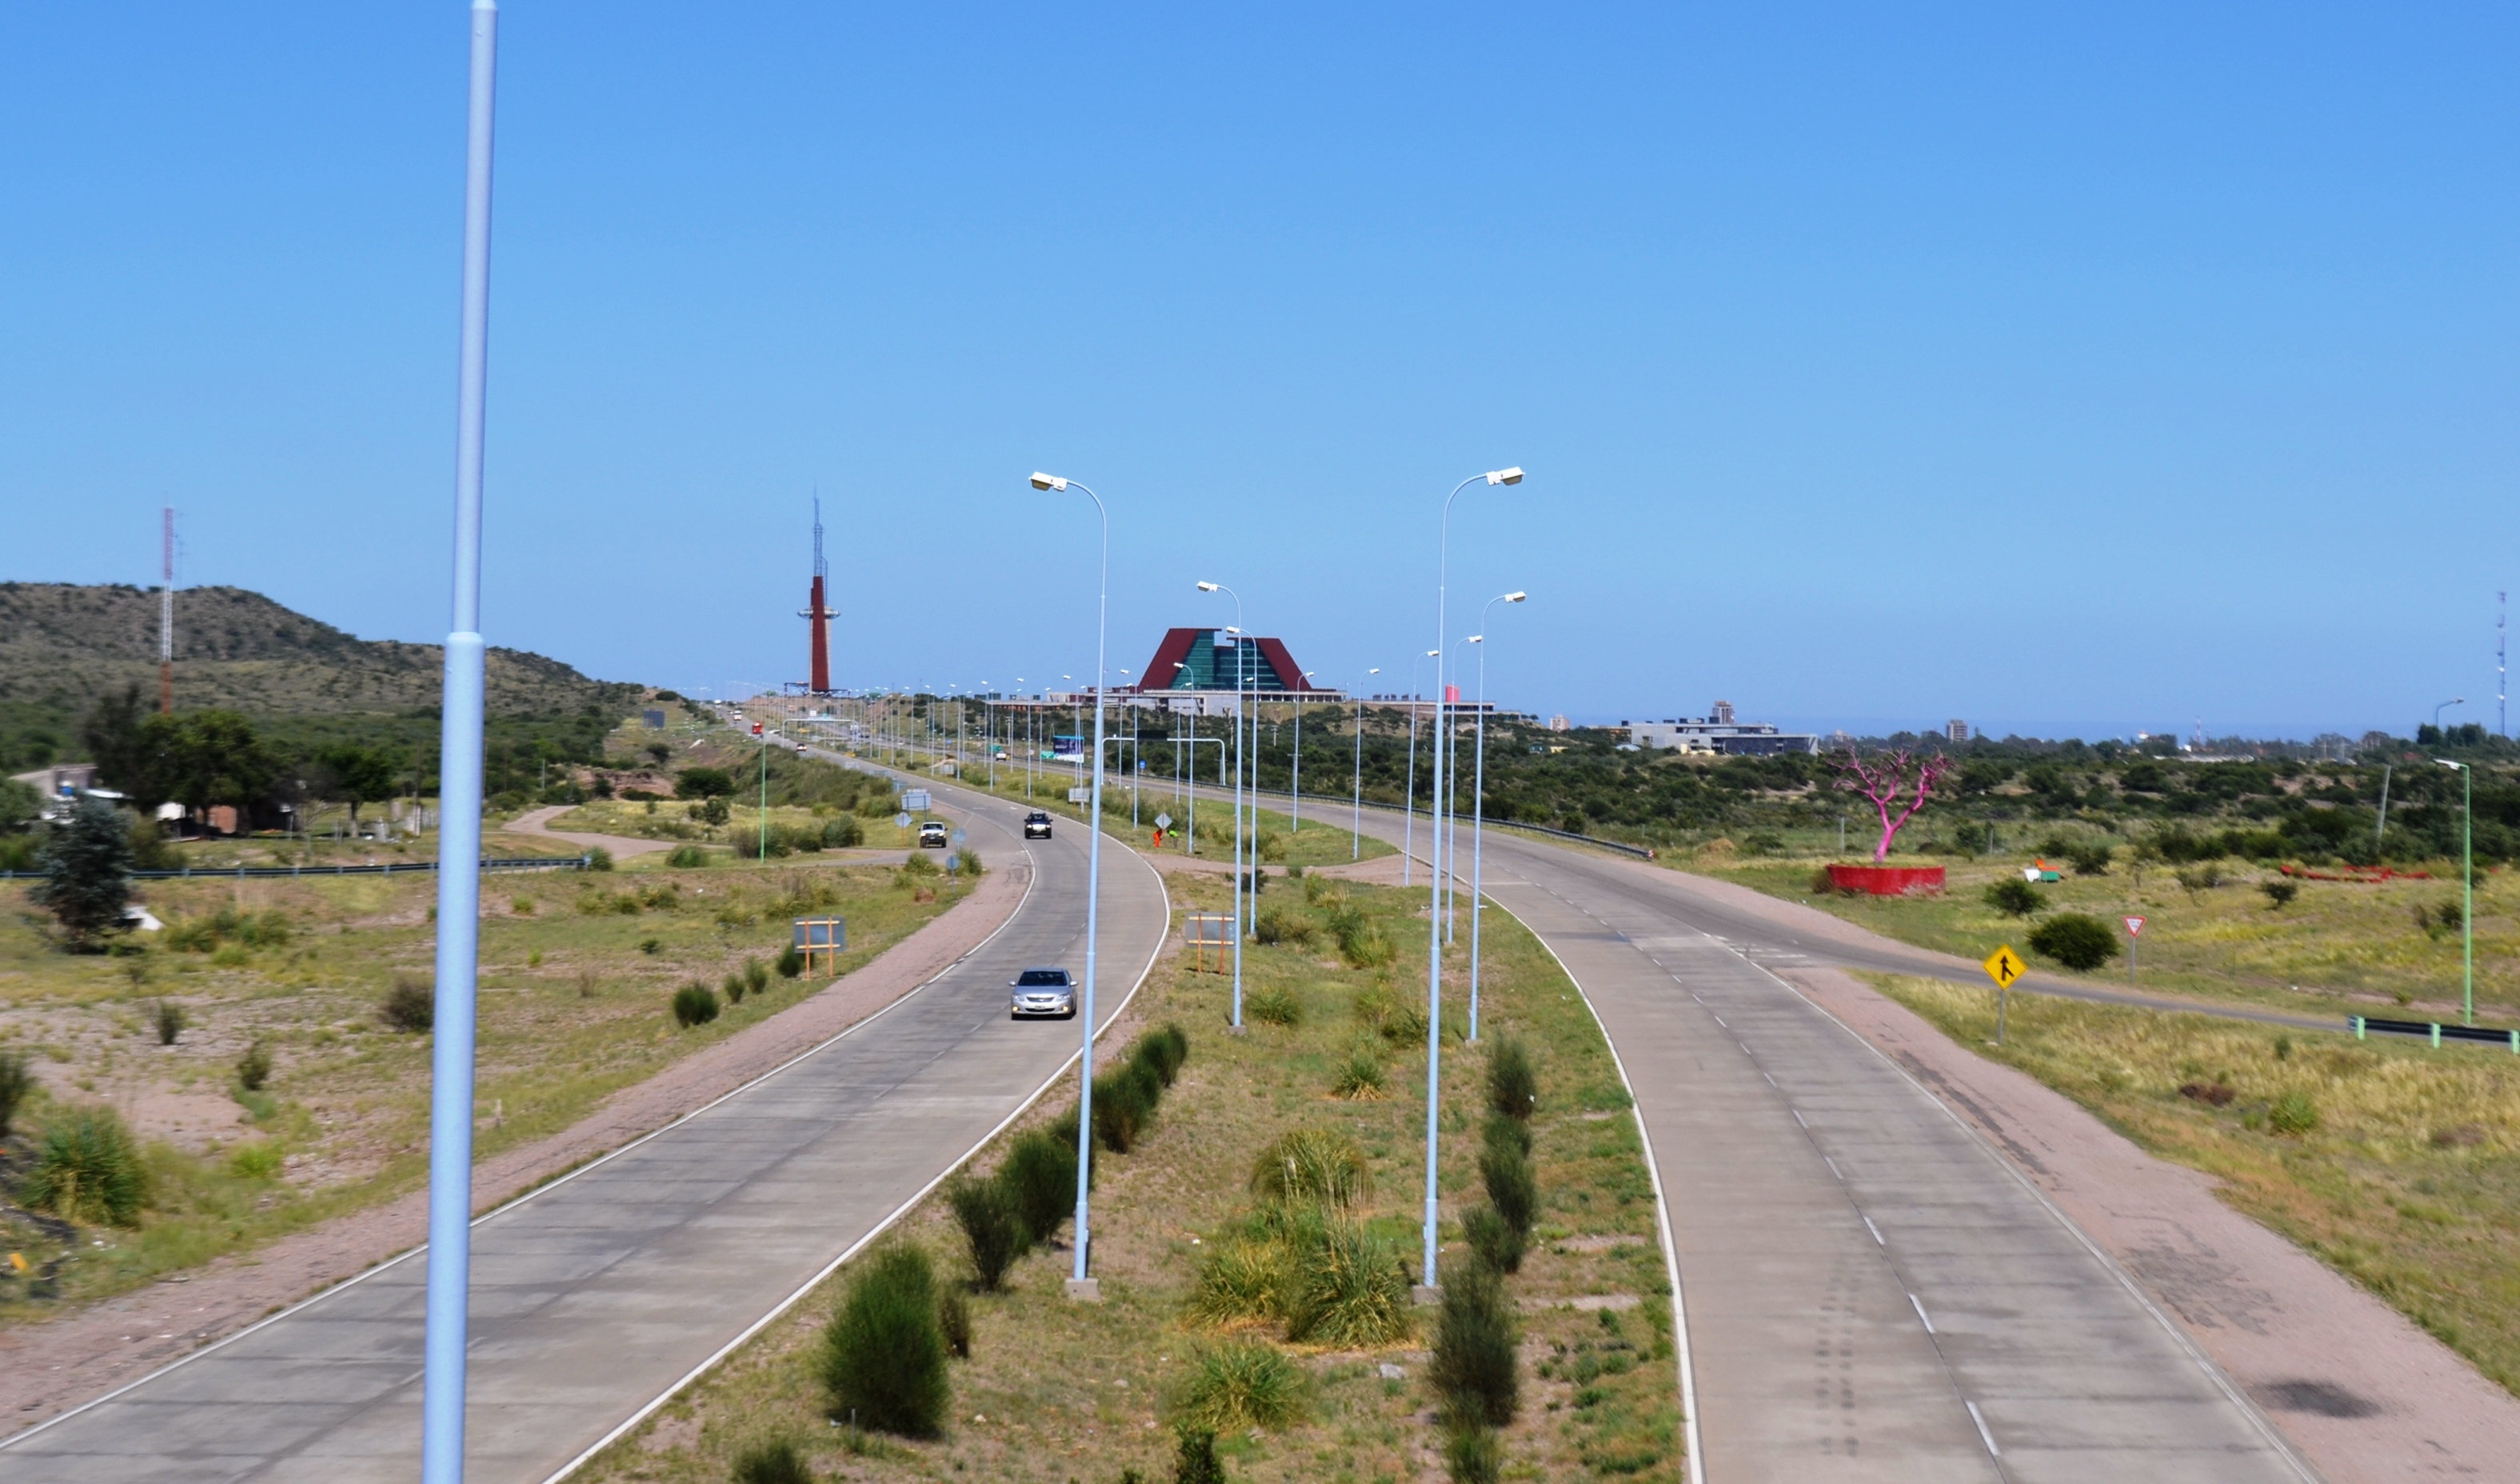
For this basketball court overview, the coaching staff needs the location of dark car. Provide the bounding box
[1009,966,1076,1019]
[1024,811,1053,840]
[918,820,950,849]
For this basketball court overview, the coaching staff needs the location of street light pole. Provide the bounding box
[2434,698,2466,735]
[1404,650,1432,886]
[1420,467,1524,1291]
[422,5,499,1479]
[1200,584,1247,1030]
[1467,592,1527,1042]
[1353,666,1381,861]
[1030,474,1110,1295]
[2438,758,2474,1025]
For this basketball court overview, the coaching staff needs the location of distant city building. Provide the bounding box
[1618,705,1819,756]
[1947,719,1970,743]
[1036,627,1340,716]
[1548,714,1572,732]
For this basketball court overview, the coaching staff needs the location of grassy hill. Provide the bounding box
[0,582,646,773]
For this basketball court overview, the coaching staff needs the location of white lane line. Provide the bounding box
[1863,1215,1884,1246]
[1825,1157,1843,1180]
[1966,1399,2000,1457]
[1910,1293,1935,1334]
[1791,1109,1807,1129]
[1739,1042,1751,1055]
[1712,1015,1727,1028]
[1762,1072,1776,1087]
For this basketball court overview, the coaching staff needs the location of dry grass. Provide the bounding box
[1868,972,2520,1396]
[572,871,1683,1482]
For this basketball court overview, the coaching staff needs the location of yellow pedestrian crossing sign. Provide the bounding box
[1983,946,2026,988]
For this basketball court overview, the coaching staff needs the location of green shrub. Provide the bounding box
[937,1287,972,1359]
[723,971,748,1006]
[1463,1204,1524,1275]
[1092,1065,1158,1152]
[954,846,983,877]
[1444,1423,1504,1484]
[1248,1129,1372,1209]
[1245,988,1303,1027]
[2026,913,2119,972]
[1480,1120,1539,1238]
[821,815,864,849]
[1331,1043,1385,1101]
[2269,1090,2321,1136]
[587,846,614,872]
[1429,1262,1519,1427]
[30,797,135,950]
[1172,1343,1306,1432]
[236,1039,272,1092]
[729,1437,812,1484]
[1136,1023,1190,1086]
[2262,880,2300,910]
[745,958,770,996]
[1187,1231,1294,1328]
[1983,878,2041,917]
[26,1105,147,1226]
[817,1243,948,1438]
[666,844,709,869]
[0,1050,30,1136]
[380,974,435,1033]
[1486,1038,1537,1121]
[1380,1003,1429,1047]
[1252,907,1314,947]
[672,983,721,1028]
[1331,909,1393,968]
[228,1140,284,1180]
[947,1175,1028,1290]
[151,998,186,1046]
[776,945,805,979]
[1172,1429,1226,1484]
[1284,1219,1412,1346]
[897,854,941,881]
[2067,843,2112,877]
[1000,1129,1078,1242]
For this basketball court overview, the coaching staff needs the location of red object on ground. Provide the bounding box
[1826,864,1947,897]
[2276,864,2432,882]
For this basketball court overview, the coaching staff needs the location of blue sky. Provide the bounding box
[5,3,2516,739]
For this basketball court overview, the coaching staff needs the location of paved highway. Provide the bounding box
[2,771,1170,1484]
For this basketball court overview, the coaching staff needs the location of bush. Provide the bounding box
[1331,1043,1385,1100]
[1092,1064,1159,1152]
[1429,1263,1519,1427]
[2026,913,2119,972]
[1172,1342,1306,1431]
[1245,988,1303,1027]
[2269,1090,2321,1136]
[1284,1219,1412,1347]
[25,1105,147,1226]
[672,982,721,1028]
[723,972,747,1006]
[666,844,709,869]
[746,958,770,996]
[947,1176,1028,1290]
[729,1437,813,1484]
[954,846,983,877]
[1248,1129,1372,1209]
[30,797,136,950]
[1332,911,1393,969]
[1172,1429,1226,1484]
[2067,843,2113,877]
[151,998,186,1046]
[381,974,435,1033]
[1983,878,2041,917]
[1136,1023,1190,1086]
[1252,907,1314,947]
[822,815,864,848]
[1444,1424,1504,1484]
[675,766,737,800]
[586,846,614,872]
[776,945,805,979]
[228,1140,283,1180]
[2177,863,2223,893]
[937,1287,972,1359]
[1463,1205,1524,1275]
[1486,1038,1537,1121]
[0,1050,32,1137]
[1480,1118,1539,1237]
[2262,880,2300,910]
[817,1243,949,1437]
[1000,1129,1078,1242]
[236,1039,272,1092]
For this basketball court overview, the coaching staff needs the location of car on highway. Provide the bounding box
[1023,810,1053,839]
[918,820,950,849]
[1008,967,1076,1018]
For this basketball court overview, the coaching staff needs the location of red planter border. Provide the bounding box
[1826,863,1947,898]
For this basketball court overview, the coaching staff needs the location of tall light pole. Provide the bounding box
[1353,666,1381,860]
[1421,467,1524,1291]
[1292,673,1315,831]
[2434,697,2466,735]
[1197,583,1247,1030]
[2438,758,2474,1026]
[1030,473,1110,1297]
[423,5,499,1480]
[1466,591,1527,1042]
[1404,649,1434,886]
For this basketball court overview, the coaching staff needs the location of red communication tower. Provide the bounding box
[799,498,838,694]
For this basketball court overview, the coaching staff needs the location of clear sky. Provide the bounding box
[5,3,2515,740]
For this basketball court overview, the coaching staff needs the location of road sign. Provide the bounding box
[1154,812,1173,830]
[2123,915,2147,937]
[1982,946,2025,989]
[1068,787,1090,803]
[951,829,967,845]
[894,813,911,829]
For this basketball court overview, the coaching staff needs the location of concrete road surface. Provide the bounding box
[2,771,1170,1484]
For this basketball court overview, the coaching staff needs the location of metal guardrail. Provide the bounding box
[1,856,593,882]
[2351,1014,2519,1052]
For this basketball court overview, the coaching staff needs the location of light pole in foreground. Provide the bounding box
[1031,472,1111,1298]
[2437,758,2474,1026]
[1352,666,1381,860]
[1198,582,1247,1029]
[1466,590,1526,1042]
[1292,673,1315,831]
[423,5,499,1480]
[1420,467,1524,1291]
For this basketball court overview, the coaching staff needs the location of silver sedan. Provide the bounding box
[1008,967,1076,1019]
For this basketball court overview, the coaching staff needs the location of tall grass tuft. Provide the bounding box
[947,1175,1028,1290]
[1248,1129,1372,1209]
[1331,1042,1386,1100]
[1252,906,1314,947]
[1284,1219,1412,1347]
[1429,1262,1520,1427]
[1000,1129,1078,1242]
[1172,1342,1307,1432]
[745,958,770,996]
[26,1105,148,1227]
[1444,1422,1504,1484]
[1186,1228,1296,1329]
[235,1039,273,1092]
[817,1243,949,1438]
[1172,1428,1226,1484]
[722,971,748,1006]
[0,1050,33,1136]
[1245,988,1304,1027]
[151,998,186,1046]
[729,1436,812,1484]
[1485,1038,1537,1121]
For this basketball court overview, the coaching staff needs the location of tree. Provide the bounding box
[0,777,43,835]
[2027,913,2119,971]
[30,797,137,950]
[78,684,152,795]
[675,766,737,800]
[321,743,401,824]
[1833,748,1958,862]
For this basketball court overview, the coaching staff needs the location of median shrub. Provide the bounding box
[1252,907,1314,947]
[1000,1128,1078,1242]
[776,945,805,978]
[1983,878,2041,917]
[1463,1204,1525,1275]
[1245,988,1303,1027]
[1172,1342,1306,1432]
[1330,1043,1386,1100]
[2026,913,2119,972]
[1486,1038,1537,1121]
[25,1105,147,1227]
[1248,1129,1371,1209]
[672,982,721,1028]
[722,971,747,1006]
[947,1176,1028,1290]
[1428,1262,1519,1427]
[380,974,435,1032]
[818,1243,949,1438]
[1480,1115,1538,1238]
[937,1288,972,1360]
[745,958,770,996]
[1284,1218,1411,1346]
[729,1438,812,1484]
[1092,1064,1159,1152]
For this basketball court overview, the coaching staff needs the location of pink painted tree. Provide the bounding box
[1834,748,1957,862]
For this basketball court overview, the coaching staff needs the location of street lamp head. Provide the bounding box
[1426,649,1440,657]
[1486,467,1525,486]
[1368,667,1381,675]
[1505,591,1528,603]
[1196,581,1220,592]
[1224,626,1242,635]
[1028,472,1068,492]
[2439,758,2466,770]
[1468,634,1484,645]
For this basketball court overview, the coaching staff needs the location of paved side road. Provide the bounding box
[2,777,1171,1484]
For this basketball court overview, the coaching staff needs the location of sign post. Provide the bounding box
[1982,944,2026,1046]
[2123,914,2146,986]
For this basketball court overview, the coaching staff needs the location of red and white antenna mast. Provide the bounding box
[158,507,176,714]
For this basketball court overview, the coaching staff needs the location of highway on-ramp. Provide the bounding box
[2,771,1170,1484]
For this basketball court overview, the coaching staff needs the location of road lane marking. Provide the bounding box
[1863,1216,1884,1246]
[1966,1399,1999,1456]
[1910,1293,1935,1334]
